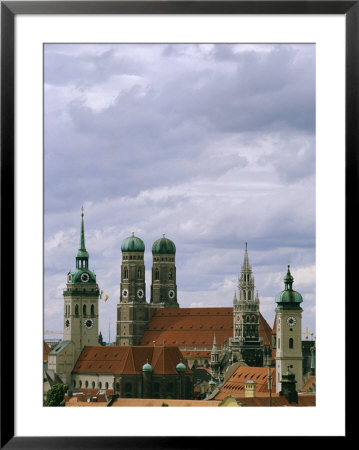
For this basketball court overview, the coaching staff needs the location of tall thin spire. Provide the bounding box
[242,241,251,272]
[80,206,86,251]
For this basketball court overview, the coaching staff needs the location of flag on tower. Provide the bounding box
[104,294,109,302]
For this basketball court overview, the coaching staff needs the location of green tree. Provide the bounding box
[98,331,105,346]
[45,383,68,407]
[161,402,169,407]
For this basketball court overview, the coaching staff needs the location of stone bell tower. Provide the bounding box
[150,235,179,308]
[116,233,149,346]
[275,265,303,392]
[63,207,99,361]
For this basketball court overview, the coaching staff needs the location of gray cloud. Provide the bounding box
[44,43,316,339]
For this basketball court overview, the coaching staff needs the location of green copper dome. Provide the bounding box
[142,361,153,372]
[275,265,303,309]
[152,235,176,255]
[121,233,145,252]
[176,361,186,372]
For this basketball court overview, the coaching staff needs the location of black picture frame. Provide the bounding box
[1,1,352,447]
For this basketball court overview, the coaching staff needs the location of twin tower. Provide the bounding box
[116,232,179,346]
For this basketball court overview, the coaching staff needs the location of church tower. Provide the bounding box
[150,235,179,308]
[231,243,264,366]
[116,233,149,345]
[275,266,303,392]
[63,208,99,362]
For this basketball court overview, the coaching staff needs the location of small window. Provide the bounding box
[289,338,294,349]
[98,382,102,389]
[138,268,142,279]
[155,269,159,281]
[83,304,87,316]
[105,382,109,389]
[124,267,128,279]
[169,270,173,280]
[79,380,82,388]
[85,380,88,388]
[75,304,79,316]
[92,381,95,389]
[91,304,95,317]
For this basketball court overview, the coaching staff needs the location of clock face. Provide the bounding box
[137,289,144,299]
[122,289,128,298]
[84,318,94,329]
[67,274,72,283]
[168,289,175,299]
[65,319,70,328]
[286,316,297,327]
[81,273,90,283]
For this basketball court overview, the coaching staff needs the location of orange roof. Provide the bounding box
[141,308,272,347]
[213,366,276,400]
[109,398,220,407]
[220,394,315,407]
[73,345,191,375]
[43,341,52,362]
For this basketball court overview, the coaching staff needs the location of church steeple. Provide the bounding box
[76,207,89,270]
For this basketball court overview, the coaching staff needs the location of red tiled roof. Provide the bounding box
[141,308,272,347]
[213,366,276,400]
[220,394,315,407]
[43,341,51,362]
[73,345,191,375]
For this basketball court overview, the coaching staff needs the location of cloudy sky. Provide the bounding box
[44,43,316,343]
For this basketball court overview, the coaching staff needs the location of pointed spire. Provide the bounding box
[80,206,86,251]
[212,334,218,353]
[233,290,238,304]
[76,207,89,267]
[284,265,294,290]
[242,242,250,271]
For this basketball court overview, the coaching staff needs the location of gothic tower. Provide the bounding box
[275,265,303,392]
[150,235,179,308]
[231,243,264,366]
[210,334,220,381]
[116,233,149,345]
[63,208,99,362]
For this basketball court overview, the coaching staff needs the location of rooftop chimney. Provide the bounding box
[244,380,257,398]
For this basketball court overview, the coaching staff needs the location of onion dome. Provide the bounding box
[275,265,303,310]
[152,234,176,255]
[176,361,186,372]
[121,232,145,252]
[142,361,153,372]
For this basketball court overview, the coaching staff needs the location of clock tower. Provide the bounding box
[275,266,303,392]
[63,208,99,362]
[150,235,179,308]
[116,233,149,345]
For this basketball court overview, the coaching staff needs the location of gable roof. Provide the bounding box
[141,308,272,348]
[213,366,276,400]
[73,345,191,375]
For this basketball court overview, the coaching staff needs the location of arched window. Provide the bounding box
[91,304,95,317]
[68,305,70,316]
[98,382,102,389]
[169,270,173,280]
[83,304,87,316]
[138,268,142,279]
[73,380,76,388]
[243,291,246,300]
[116,382,120,392]
[92,381,95,389]
[124,267,128,279]
[248,291,251,300]
[79,380,82,388]
[85,380,89,388]
[289,338,294,349]
[155,269,159,281]
[105,382,109,389]
[75,304,79,316]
